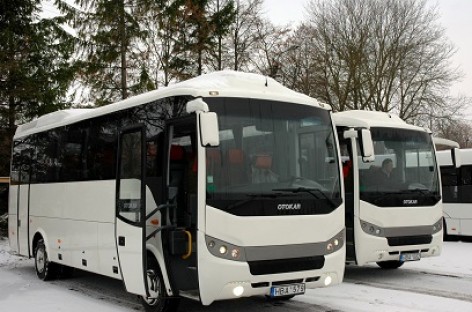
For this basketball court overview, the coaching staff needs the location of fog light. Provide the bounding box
[208,241,215,248]
[324,275,332,286]
[233,285,244,297]
[327,243,333,251]
[219,245,227,254]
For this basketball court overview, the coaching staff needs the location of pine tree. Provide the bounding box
[172,0,236,79]
[0,0,76,176]
[58,0,151,105]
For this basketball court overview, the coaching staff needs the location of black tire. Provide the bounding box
[34,239,56,281]
[376,260,404,269]
[140,256,180,312]
[443,218,450,241]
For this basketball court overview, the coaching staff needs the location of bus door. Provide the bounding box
[163,117,199,293]
[14,145,32,256]
[338,134,356,261]
[115,126,148,296]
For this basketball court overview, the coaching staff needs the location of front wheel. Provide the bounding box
[376,260,404,269]
[34,239,56,281]
[140,257,180,312]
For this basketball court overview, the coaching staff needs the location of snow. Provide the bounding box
[1,236,472,311]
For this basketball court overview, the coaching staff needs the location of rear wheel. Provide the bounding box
[34,239,56,281]
[140,256,180,312]
[376,260,404,269]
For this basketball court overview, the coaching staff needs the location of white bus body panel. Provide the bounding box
[28,181,121,278]
[198,205,346,305]
[355,201,442,266]
[115,218,146,296]
[444,203,472,236]
[8,185,18,253]
[18,183,30,256]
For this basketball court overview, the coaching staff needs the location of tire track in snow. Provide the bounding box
[344,276,472,304]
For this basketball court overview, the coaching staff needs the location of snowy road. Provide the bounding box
[2,237,472,311]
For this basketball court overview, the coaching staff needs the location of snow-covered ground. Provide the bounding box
[1,236,472,311]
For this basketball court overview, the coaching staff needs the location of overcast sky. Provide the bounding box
[263,0,472,103]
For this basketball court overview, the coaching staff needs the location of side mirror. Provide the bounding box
[199,112,220,147]
[359,129,375,162]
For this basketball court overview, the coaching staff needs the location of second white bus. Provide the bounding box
[437,147,472,238]
[334,110,443,269]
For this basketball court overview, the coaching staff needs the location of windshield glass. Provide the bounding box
[205,97,342,216]
[359,127,440,207]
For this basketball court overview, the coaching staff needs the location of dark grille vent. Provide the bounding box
[387,235,432,247]
[248,256,325,276]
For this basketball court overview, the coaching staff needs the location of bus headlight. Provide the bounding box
[432,218,443,234]
[219,245,228,255]
[206,236,246,262]
[361,220,384,237]
[325,229,345,254]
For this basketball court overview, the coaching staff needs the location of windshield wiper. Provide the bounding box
[272,187,338,208]
[364,191,398,205]
[226,192,297,211]
[402,189,441,200]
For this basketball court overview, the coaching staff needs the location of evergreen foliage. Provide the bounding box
[0,0,76,176]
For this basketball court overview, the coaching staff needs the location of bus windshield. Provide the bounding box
[205,97,341,216]
[359,127,440,207]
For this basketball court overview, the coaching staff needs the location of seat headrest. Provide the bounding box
[228,149,244,164]
[170,145,185,161]
[254,155,272,169]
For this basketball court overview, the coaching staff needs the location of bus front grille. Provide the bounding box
[387,235,432,247]
[248,256,325,276]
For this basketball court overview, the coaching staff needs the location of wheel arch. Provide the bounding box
[146,243,175,296]
[31,229,48,257]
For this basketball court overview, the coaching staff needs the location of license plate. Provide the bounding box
[400,252,421,262]
[270,283,305,298]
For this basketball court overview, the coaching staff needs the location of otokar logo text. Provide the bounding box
[277,203,302,210]
[403,199,418,205]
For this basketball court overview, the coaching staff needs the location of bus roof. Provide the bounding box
[14,71,328,139]
[333,110,428,133]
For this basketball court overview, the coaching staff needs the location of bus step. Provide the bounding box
[179,290,200,301]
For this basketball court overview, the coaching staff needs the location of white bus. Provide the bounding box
[333,111,442,269]
[8,71,345,311]
[437,147,472,238]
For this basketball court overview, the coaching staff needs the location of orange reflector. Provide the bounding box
[58,239,62,244]
[150,219,159,225]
